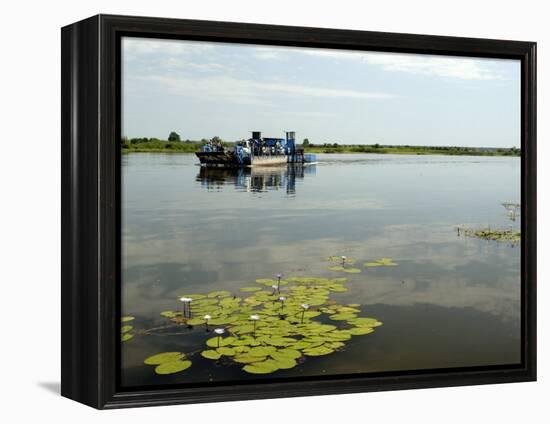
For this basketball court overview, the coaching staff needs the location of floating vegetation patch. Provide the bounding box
[326,256,356,265]
[144,352,185,365]
[327,265,361,274]
[459,227,520,243]
[325,255,361,273]
[121,317,136,342]
[121,333,134,342]
[364,258,398,267]
[135,266,385,377]
[155,360,192,375]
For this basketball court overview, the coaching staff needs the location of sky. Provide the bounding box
[122,37,521,148]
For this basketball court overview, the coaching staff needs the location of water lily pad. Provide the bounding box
[302,311,321,318]
[338,306,360,313]
[249,346,277,357]
[155,360,192,375]
[290,341,313,350]
[328,285,348,292]
[208,316,238,325]
[303,346,334,356]
[271,348,301,360]
[349,317,382,327]
[234,354,267,364]
[201,350,221,360]
[326,256,356,265]
[239,287,262,292]
[121,316,135,322]
[327,266,361,274]
[207,290,232,298]
[160,310,178,318]
[186,317,207,326]
[217,347,236,356]
[271,357,297,369]
[144,352,185,365]
[242,359,279,374]
[364,258,398,267]
[121,333,133,342]
[121,325,133,333]
[348,327,375,336]
[206,336,236,348]
[329,313,357,321]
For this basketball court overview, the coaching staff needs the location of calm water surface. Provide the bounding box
[121,153,521,387]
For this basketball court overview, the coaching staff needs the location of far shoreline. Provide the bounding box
[121,138,520,157]
[121,148,521,158]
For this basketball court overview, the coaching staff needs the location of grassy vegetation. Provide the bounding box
[303,143,520,156]
[459,227,521,242]
[121,138,520,157]
[121,138,204,153]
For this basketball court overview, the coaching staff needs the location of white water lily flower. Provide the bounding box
[301,303,310,309]
[271,285,278,290]
[341,256,347,260]
[214,328,225,335]
[279,296,286,302]
[203,314,211,320]
[249,315,260,321]
[179,297,192,303]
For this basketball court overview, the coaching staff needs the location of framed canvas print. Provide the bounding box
[61,14,536,409]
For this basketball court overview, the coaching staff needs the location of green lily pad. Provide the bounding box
[364,258,398,267]
[326,256,356,265]
[217,347,236,356]
[329,313,357,321]
[239,287,262,292]
[326,341,345,349]
[271,357,297,369]
[349,317,383,327]
[186,317,207,326]
[303,346,334,356]
[249,346,277,357]
[160,310,178,318]
[242,360,279,374]
[206,336,236,348]
[121,333,133,342]
[348,327,375,335]
[144,352,185,365]
[338,306,361,313]
[207,290,232,298]
[121,316,135,322]
[201,350,222,360]
[155,360,192,375]
[327,266,361,274]
[121,325,133,333]
[271,348,301,360]
[234,354,267,364]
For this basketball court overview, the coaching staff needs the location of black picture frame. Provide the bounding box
[61,14,537,409]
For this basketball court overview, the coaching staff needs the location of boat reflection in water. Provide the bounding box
[196,164,316,195]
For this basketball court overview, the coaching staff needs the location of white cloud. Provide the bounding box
[136,74,395,105]
[123,37,214,59]
[294,48,510,80]
[362,53,505,80]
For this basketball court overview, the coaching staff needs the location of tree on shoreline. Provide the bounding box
[168,131,181,142]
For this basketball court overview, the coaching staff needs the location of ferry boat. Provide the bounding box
[195,131,316,167]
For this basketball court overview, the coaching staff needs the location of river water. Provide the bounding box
[121,153,521,388]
